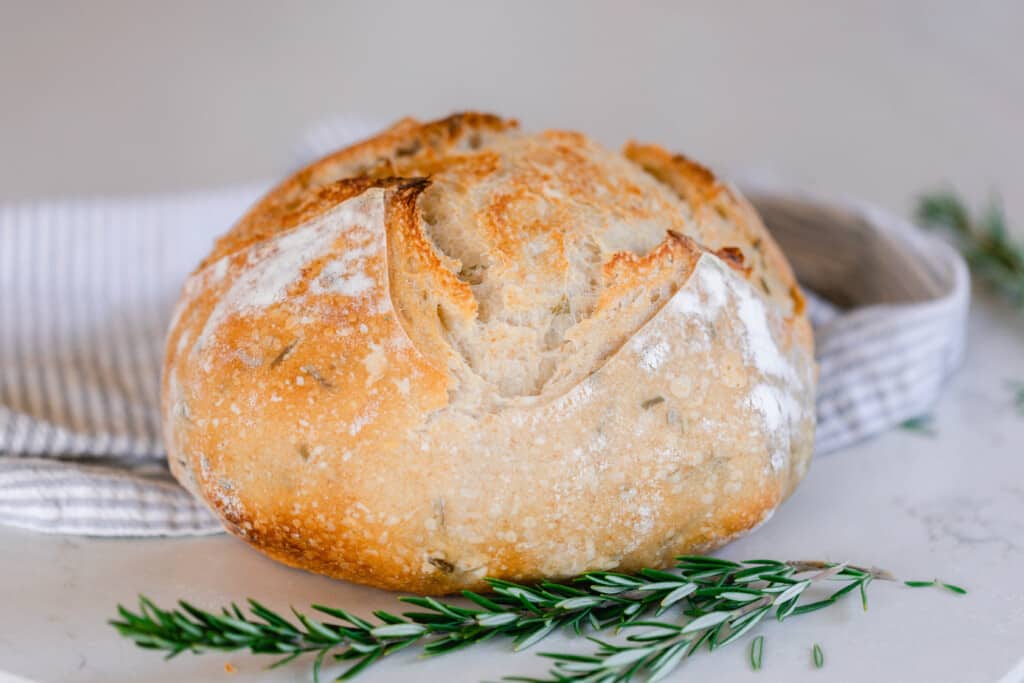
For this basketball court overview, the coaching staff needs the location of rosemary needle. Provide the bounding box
[899,415,936,437]
[904,579,967,595]
[750,635,765,671]
[812,642,824,669]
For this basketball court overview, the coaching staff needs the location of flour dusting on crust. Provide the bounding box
[192,190,386,360]
[627,254,805,472]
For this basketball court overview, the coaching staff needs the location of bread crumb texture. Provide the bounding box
[163,113,816,593]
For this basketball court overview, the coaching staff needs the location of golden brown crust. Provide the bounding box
[205,113,517,270]
[622,141,814,357]
[164,113,816,594]
[622,144,796,310]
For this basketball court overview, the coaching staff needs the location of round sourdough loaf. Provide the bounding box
[163,113,816,593]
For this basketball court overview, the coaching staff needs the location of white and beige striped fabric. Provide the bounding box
[0,121,970,536]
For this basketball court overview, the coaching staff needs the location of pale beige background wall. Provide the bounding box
[1,1,1021,229]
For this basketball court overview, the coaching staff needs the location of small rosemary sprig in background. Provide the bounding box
[111,557,890,682]
[1008,381,1024,416]
[916,191,1024,309]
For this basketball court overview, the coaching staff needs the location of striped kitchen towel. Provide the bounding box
[0,121,970,536]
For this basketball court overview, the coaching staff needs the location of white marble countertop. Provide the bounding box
[1,290,1022,682]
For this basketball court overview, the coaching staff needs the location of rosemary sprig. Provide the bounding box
[111,557,889,682]
[916,191,1024,309]
[507,558,884,682]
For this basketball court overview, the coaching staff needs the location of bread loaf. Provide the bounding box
[163,113,816,594]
